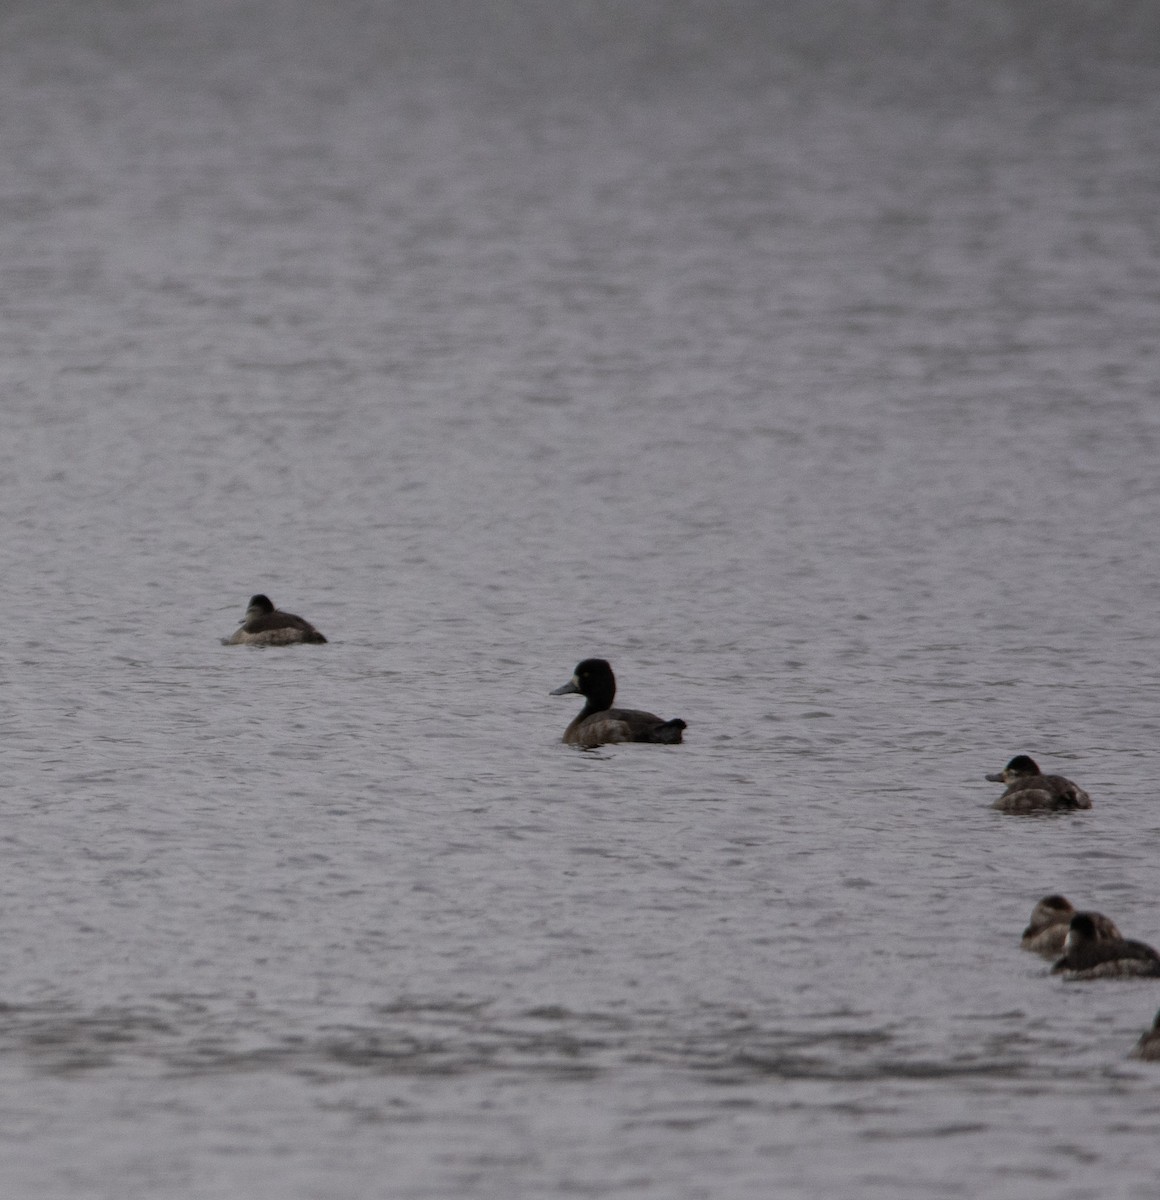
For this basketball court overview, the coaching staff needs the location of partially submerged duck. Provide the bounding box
[1132,1011,1160,1061]
[986,755,1091,813]
[1021,895,1121,958]
[225,594,327,646]
[1051,913,1160,980]
[550,658,685,748]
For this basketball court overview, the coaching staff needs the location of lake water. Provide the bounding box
[3,1,1160,1196]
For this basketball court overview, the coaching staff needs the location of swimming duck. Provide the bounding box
[1051,913,1160,980]
[225,594,327,646]
[1021,895,1121,958]
[1132,1011,1160,1061]
[985,755,1091,812]
[550,658,686,748]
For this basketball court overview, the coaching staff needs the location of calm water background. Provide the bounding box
[2,1,1160,1196]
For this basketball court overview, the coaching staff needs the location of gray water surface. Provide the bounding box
[3,2,1160,1197]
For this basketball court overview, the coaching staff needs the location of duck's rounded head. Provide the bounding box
[550,658,615,702]
[1065,912,1100,950]
[247,594,275,616]
[1027,894,1074,926]
[986,754,1041,783]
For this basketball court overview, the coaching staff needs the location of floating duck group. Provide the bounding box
[226,593,1157,1060]
[1020,894,1160,1058]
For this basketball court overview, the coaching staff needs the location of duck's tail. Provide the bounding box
[650,718,686,744]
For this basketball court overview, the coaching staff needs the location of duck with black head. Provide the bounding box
[225,594,328,646]
[550,658,685,749]
[985,755,1091,812]
[1051,913,1160,980]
